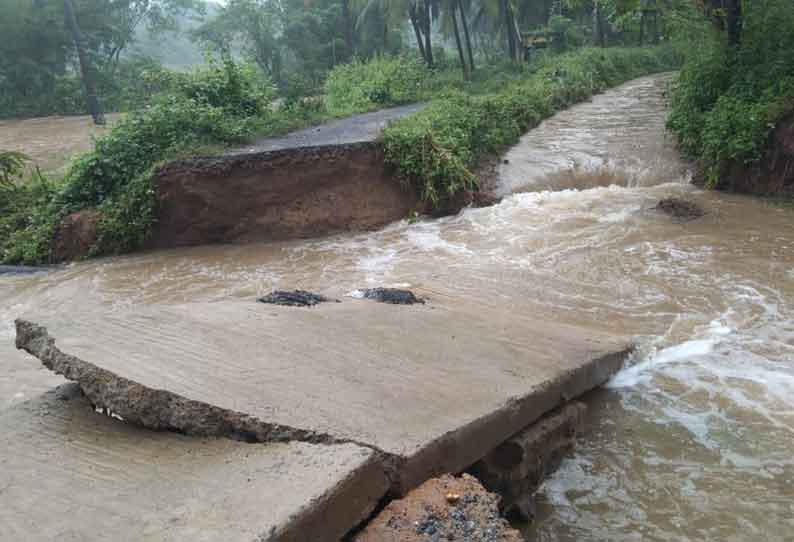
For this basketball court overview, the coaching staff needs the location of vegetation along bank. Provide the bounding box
[667,0,794,196]
[0,45,677,265]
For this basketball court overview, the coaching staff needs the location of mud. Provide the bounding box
[151,143,428,250]
[353,474,522,542]
[52,209,102,262]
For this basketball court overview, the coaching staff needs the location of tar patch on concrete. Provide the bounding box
[257,290,335,307]
[361,288,425,305]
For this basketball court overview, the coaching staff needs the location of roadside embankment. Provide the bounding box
[2,46,679,265]
[695,113,794,196]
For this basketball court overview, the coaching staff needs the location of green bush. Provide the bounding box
[0,151,29,188]
[0,155,56,264]
[1,59,275,264]
[384,46,680,204]
[667,0,794,186]
[324,55,430,116]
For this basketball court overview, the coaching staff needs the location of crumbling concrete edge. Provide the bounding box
[263,448,390,542]
[393,346,633,494]
[15,318,631,501]
[15,319,369,448]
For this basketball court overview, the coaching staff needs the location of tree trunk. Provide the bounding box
[458,0,475,71]
[409,3,428,64]
[726,0,742,47]
[451,1,469,79]
[383,21,388,52]
[341,0,354,57]
[593,0,605,47]
[639,9,645,45]
[63,0,104,125]
[423,0,434,68]
[502,0,516,61]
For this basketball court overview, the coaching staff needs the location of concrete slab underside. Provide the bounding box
[16,297,631,494]
[0,385,388,542]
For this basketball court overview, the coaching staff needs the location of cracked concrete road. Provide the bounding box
[15,295,630,495]
[0,385,387,542]
[231,104,426,155]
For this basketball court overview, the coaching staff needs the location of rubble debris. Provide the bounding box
[257,290,334,307]
[354,473,522,542]
[654,197,705,220]
[361,288,424,305]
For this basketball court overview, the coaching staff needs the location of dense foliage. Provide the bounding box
[667,0,794,186]
[324,55,430,115]
[1,59,275,263]
[0,0,201,119]
[383,45,679,203]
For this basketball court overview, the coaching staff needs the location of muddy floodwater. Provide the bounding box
[2,74,793,540]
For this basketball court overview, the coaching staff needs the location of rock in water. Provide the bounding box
[256,290,331,307]
[362,288,424,305]
[354,473,522,542]
[654,197,705,220]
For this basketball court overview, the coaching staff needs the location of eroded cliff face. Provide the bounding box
[150,143,425,249]
[709,114,794,196]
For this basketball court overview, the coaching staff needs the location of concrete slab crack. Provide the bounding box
[14,319,394,462]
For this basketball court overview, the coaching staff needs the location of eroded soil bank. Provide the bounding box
[150,143,424,250]
[700,113,794,196]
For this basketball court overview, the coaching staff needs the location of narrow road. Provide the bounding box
[232,103,426,154]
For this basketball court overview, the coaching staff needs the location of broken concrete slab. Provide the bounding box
[0,384,388,542]
[16,297,630,494]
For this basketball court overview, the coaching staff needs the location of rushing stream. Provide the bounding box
[2,74,793,540]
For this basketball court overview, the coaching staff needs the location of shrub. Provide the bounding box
[667,0,794,185]
[0,157,56,264]
[0,151,29,188]
[324,55,430,116]
[1,58,275,264]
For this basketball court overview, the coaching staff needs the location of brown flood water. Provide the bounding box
[2,74,794,540]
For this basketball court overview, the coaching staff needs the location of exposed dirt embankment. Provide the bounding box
[150,143,425,249]
[706,113,794,196]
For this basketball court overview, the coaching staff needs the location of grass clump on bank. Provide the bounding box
[383,46,680,204]
[667,0,794,187]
